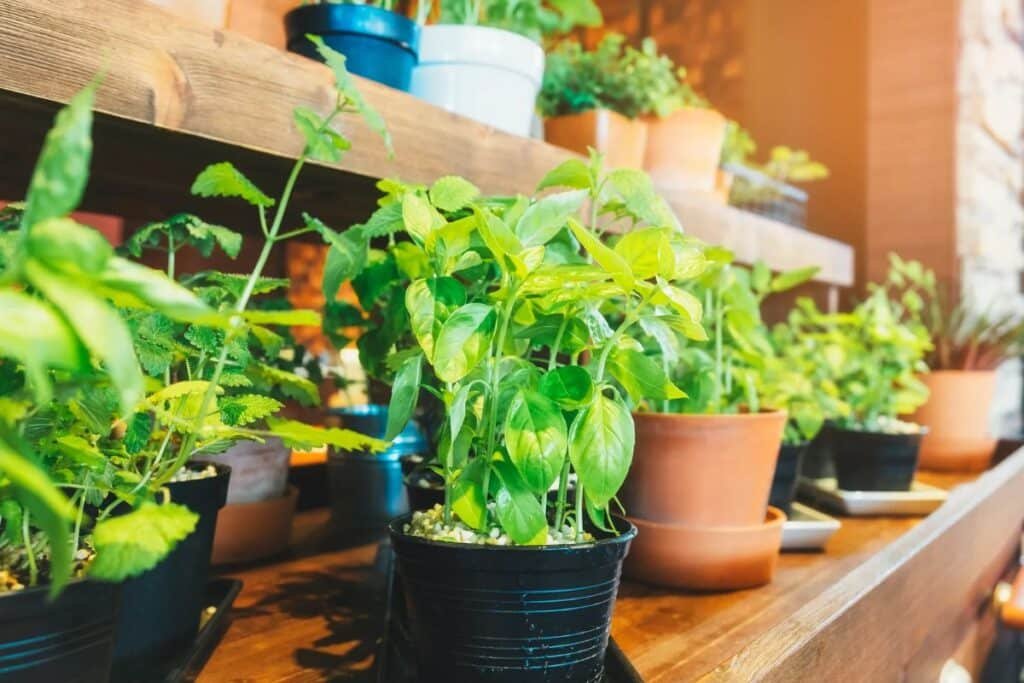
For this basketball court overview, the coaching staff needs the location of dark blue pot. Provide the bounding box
[285,4,420,92]
[832,427,925,491]
[769,442,808,514]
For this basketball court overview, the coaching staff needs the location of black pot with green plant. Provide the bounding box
[328,151,701,680]
[786,284,932,491]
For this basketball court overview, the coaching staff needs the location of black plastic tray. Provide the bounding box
[116,578,242,683]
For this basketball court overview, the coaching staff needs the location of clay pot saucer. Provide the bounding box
[623,507,786,591]
[211,485,299,566]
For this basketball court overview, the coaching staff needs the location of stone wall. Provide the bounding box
[958,0,1024,434]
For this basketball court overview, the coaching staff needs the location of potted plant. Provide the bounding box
[285,0,422,91]
[626,39,726,195]
[787,282,932,491]
[620,258,816,590]
[887,255,1024,471]
[539,33,652,169]
[728,146,829,228]
[0,82,231,681]
[337,152,690,680]
[715,120,756,204]
[410,0,602,135]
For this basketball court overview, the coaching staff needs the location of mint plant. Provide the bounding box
[427,0,602,41]
[341,152,708,544]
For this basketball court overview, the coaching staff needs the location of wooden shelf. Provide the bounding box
[201,447,1024,681]
[0,0,853,286]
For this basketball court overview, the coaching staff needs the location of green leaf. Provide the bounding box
[606,168,680,230]
[242,309,321,327]
[607,348,685,402]
[0,290,88,402]
[539,366,594,409]
[492,459,548,545]
[402,193,435,244]
[0,436,76,598]
[771,266,820,292]
[568,393,634,507]
[266,417,388,452]
[123,412,154,455]
[320,223,368,302]
[220,394,283,426]
[432,303,496,383]
[89,503,198,582]
[613,227,674,280]
[504,390,568,495]
[293,105,351,163]
[452,456,488,531]
[386,353,422,441]
[657,280,704,321]
[27,217,112,275]
[0,500,23,545]
[247,363,320,406]
[190,162,274,208]
[99,257,221,325]
[147,380,214,407]
[306,35,393,154]
[514,190,588,247]
[751,261,771,294]
[429,176,480,212]
[537,158,592,191]
[25,261,143,415]
[568,218,634,291]
[54,435,106,471]
[22,80,96,229]
[405,277,466,360]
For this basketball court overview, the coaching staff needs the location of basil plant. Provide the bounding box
[345,153,709,544]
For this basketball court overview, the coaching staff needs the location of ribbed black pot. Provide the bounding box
[403,471,445,512]
[389,517,636,682]
[110,462,230,681]
[832,427,925,491]
[0,579,120,682]
[768,442,808,514]
[285,4,420,91]
[800,423,836,479]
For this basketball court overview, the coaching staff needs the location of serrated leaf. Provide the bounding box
[358,202,406,239]
[54,435,106,471]
[429,176,480,212]
[293,105,351,163]
[316,218,368,301]
[89,503,198,582]
[220,394,283,426]
[265,417,388,452]
[190,162,274,208]
[147,381,214,406]
[123,412,154,454]
[247,363,320,406]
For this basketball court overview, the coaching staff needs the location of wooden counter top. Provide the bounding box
[200,450,1024,682]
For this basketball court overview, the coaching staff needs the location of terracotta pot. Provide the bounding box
[544,109,648,170]
[643,107,728,193]
[911,370,997,472]
[209,438,291,505]
[622,411,786,527]
[623,507,785,591]
[211,486,299,565]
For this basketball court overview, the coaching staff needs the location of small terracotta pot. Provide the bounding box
[622,411,786,527]
[624,507,785,591]
[911,370,997,471]
[643,107,728,193]
[209,438,291,505]
[544,109,648,170]
[211,486,299,566]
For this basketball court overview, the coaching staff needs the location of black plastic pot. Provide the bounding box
[768,442,808,514]
[0,579,120,682]
[110,462,230,681]
[389,516,636,682]
[800,423,836,479]
[285,3,420,91]
[831,426,925,491]
[328,405,428,538]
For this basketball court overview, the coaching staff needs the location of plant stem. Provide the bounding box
[554,457,570,528]
[22,511,36,587]
[548,316,570,371]
[480,283,520,510]
[575,481,584,542]
[71,492,86,556]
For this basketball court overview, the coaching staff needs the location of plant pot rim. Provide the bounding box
[546,108,639,123]
[633,409,787,423]
[178,460,232,483]
[220,484,298,511]
[627,505,785,533]
[402,472,443,490]
[924,368,998,376]
[830,423,929,437]
[285,3,419,51]
[388,514,636,552]
[418,24,544,82]
[0,575,111,601]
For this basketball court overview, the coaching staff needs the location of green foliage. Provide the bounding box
[367,151,708,544]
[883,253,1024,370]
[721,120,756,167]
[539,34,706,119]
[759,146,829,183]
[88,504,197,582]
[434,0,602,42]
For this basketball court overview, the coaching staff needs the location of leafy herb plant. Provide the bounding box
[344,152,709,544]
[427,0,603,42]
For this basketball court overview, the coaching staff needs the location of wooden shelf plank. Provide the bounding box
[0,0,854,286]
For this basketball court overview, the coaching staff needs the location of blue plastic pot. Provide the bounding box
[285,4,419,92]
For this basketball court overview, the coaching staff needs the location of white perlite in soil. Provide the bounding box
[170,464,218,482]
[404,505,594,546]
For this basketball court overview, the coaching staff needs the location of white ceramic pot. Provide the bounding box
[411,25,545,137]
[211,438,291,505]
